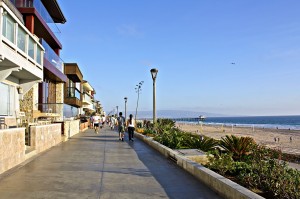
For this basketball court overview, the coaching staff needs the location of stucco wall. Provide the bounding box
[56,83,64,121]
[64,120,80,137]
[0,128,26,174]
[30,124,62,153]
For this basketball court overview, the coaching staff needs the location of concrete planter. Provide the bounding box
[135,132,264,199]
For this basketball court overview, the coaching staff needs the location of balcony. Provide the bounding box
[64,63,83,83]
[82,92,92,105]
[64,87,82,108]
[0,1,44,91]
[12,0,62,50]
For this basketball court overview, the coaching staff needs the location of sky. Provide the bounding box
[57,0,300,116]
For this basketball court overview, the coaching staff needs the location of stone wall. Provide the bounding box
[0,128,26,174]
[64,120,80,138]
[30,124,62,153]
[19,87,34,112]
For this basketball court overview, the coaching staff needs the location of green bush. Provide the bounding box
[220,135,255,161]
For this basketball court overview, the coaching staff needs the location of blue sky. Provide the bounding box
[57,0,300,116]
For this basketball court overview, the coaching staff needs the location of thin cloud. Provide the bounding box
[116,24,143,37]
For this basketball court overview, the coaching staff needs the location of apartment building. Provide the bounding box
[0,0,44,124]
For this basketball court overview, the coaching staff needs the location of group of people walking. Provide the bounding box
[90,112,136,141]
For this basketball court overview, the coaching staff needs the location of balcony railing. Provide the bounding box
[83,92,92,104]
[63,104,78,118]
[67,87,81,99]
[41,39,63,72]
[12,0,60,34]
[36,103,63,114]
[1,4,44,66]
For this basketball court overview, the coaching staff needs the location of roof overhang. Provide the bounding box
[41,0,66,24]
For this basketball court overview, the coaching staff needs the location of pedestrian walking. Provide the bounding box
[126,114,135,141]
[90,115,94,129]
[92,113,100,133]
[110,115,116,130]
[117,112,125,141]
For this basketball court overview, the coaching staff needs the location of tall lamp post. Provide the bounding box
[124,97,128,120]
[135,81,144,121]
[150,68,158,124]
[116,106,119,115]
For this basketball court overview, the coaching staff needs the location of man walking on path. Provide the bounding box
[117,112,125,141]
[92,113,100,133]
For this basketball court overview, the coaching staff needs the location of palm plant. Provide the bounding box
[220,135,255,160]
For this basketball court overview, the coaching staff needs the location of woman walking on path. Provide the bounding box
[126,114,135,141]
[117,112,125,141]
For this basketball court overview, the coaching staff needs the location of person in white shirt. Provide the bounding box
[126,114,135,141]
[92,114,100,133]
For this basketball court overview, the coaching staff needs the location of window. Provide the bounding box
[28,37,35,59]
[17,26,26,52]
[0,83,16,116]
[2,14,15,43]
[36,46,42,65]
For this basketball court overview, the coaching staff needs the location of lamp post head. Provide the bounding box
[124,97,127,103]
[150,68,158,81]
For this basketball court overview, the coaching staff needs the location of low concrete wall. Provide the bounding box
[30,124,62,153]
[0,128,26,174]
[63,120,80,138]
[80,122,89,132]
[135,133,264,199]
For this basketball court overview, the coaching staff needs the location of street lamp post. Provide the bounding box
[124,97,128,120]
[150,68,158,124]
[135,81,144,121]
[116,106,118,115]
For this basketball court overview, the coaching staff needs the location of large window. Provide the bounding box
[0,83,16,116]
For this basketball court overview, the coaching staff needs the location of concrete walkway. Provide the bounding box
[0,127,222,199]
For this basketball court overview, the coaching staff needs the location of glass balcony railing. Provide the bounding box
[41,39,63,72]
[63,104,78,119]
[83,93,92,104]
[12,0,60,34]
[67,87,81,99]
[36,103,63,114]
[1,7,44,65]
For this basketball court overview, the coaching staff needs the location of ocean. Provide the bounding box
[177,115,300,130]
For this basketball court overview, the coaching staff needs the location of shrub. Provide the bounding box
[220,135,255,161]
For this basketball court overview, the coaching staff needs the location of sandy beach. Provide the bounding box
[177,123,300,155]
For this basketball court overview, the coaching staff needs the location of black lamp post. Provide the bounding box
[150,68,158,124]
[124,97,128,120]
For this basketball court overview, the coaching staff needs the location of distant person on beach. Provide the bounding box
[274,137,277,142]
[290,136,292,142]
[117,112,125,141]
[126,114,135,141]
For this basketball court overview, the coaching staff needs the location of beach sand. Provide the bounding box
[177,123,300,155]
